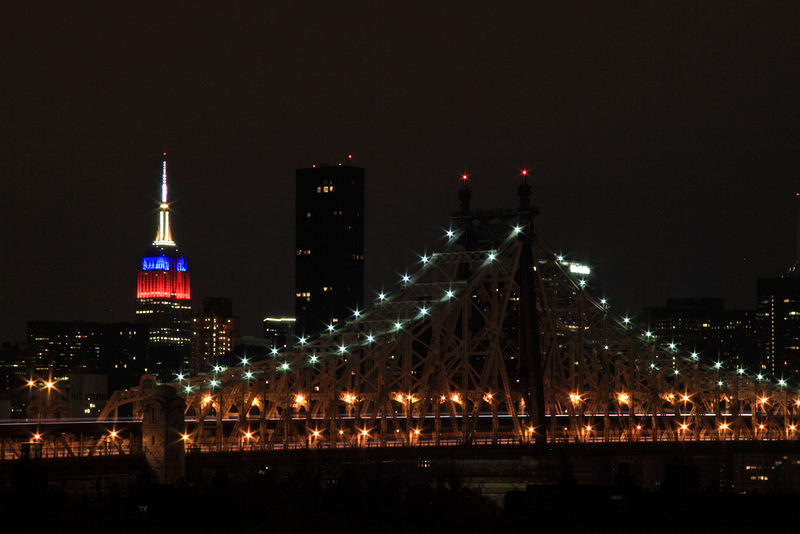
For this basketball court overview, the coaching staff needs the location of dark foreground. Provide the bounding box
[3,455,800,534]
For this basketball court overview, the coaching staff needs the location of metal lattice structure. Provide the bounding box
[98,185,800,451]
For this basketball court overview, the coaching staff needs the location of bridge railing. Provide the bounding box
[3,410,800,460]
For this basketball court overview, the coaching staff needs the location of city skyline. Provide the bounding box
[2,3,799,343]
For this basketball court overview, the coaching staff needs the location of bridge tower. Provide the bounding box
[141,384,185,484]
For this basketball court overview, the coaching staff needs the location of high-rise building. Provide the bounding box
[25,321,147,391]
[190,297,240,374]
[757,273,800,377]
[295,163,364,337]
[707,309,759,371]
[135,157,191,378]
[263,317,295,350]
[644,298,724,355]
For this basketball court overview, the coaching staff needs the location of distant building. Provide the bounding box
[263,317,295,350]
[707,310,759,371]
[27,320,103,379]
[295,162,364,337]
[757,273,800,376]
[643,298,724,355]
[0,342,24,417]
[67,373,108,418]
[26,321,147,387]
[191,297,240,374]
[135,158,191,379]
[643,298,762,370]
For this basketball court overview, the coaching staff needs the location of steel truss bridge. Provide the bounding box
[3,184,798,460]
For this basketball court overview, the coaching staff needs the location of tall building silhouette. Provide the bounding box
[136,157,191,378]
[756,194,800,377]
[757,274,800,377]
[295,162,364,337]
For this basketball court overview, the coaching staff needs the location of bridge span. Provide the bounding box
[90,184,800,455]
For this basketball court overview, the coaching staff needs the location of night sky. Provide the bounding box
[2,3,799,343]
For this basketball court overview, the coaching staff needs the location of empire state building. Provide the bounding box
[136,156,191,377]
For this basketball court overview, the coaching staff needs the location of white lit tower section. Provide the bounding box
[136,157,192,359]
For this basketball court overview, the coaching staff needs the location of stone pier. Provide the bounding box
[141,385,185,485]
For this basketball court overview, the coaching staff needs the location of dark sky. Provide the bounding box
[2,2,799,342]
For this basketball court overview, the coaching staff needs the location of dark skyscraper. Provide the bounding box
[295,163,364,337]
[136,158,191,378]
[757,273,800,377]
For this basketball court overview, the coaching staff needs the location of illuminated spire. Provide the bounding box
[154,157,175,247]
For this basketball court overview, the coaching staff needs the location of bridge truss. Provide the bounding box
[98,185,800,451]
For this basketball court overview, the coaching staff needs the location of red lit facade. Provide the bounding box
[136,257,191,300]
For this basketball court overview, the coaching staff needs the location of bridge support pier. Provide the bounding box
[142,385,186,485]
